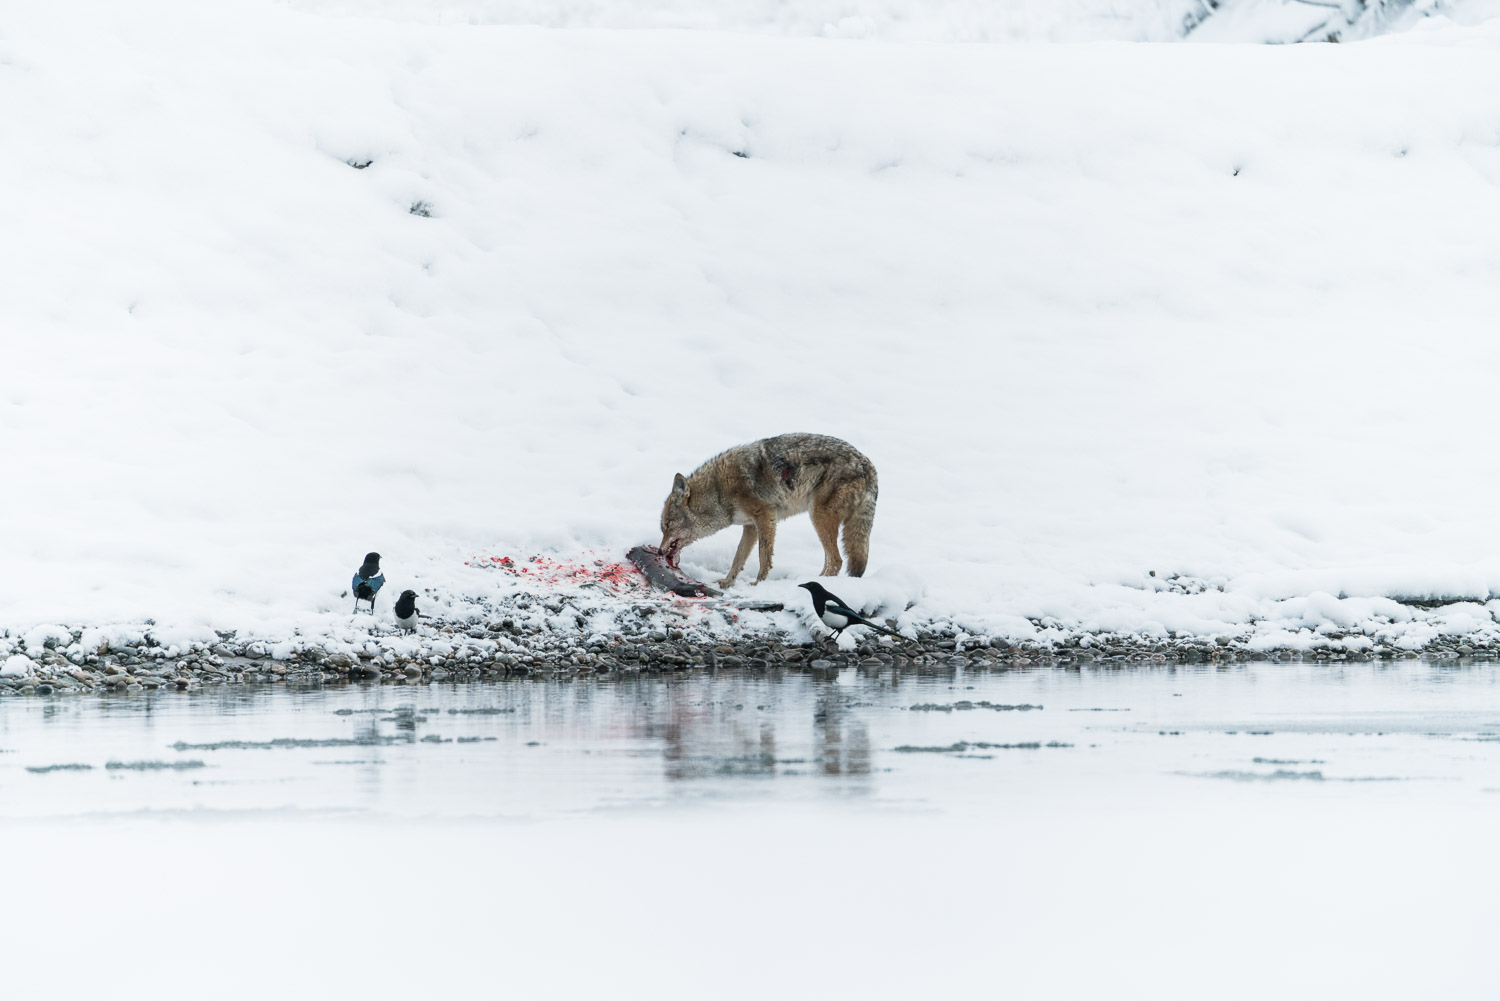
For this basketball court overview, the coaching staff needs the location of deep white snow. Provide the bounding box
[3,0,1500,651]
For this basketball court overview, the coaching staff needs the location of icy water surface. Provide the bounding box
[4,659,1500,820]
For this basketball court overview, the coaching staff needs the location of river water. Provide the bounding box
[3,660,1497,998]
[5,660,1500,818]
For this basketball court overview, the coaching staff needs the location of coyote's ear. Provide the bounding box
[671,472,689,499]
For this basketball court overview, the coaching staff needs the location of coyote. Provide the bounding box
[659,433,879,588]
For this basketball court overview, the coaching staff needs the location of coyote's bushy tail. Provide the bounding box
[843,464,878,577]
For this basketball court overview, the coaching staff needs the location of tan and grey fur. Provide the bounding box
[659,433,879,588]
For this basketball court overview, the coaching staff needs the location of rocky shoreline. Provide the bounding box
[3,615,1497,697]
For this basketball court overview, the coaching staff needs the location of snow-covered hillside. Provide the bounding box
[3,1,1499,652]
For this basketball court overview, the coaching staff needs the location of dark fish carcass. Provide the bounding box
[627,545,722,598]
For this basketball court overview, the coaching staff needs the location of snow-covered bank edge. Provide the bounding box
[8,581,1500,695]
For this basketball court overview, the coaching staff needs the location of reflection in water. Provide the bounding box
[631,678,873,785]
[814,692,870,778]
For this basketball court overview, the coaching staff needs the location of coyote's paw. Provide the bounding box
[716,576,737,589]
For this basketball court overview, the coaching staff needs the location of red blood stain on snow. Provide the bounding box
[464,550,656,597]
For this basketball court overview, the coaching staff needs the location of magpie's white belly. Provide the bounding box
[395,613,418,631]
[820,610,850,629]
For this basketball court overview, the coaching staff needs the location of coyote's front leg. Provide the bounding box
[719,524,757,589]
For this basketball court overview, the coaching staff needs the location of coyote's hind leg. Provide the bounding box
[810,501,844,577]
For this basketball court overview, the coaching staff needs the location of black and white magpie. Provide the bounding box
[798,581,901,642]
[351,552,385,614]
[393,590,419,632]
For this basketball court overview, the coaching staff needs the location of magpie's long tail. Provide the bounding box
[845,611,903,639]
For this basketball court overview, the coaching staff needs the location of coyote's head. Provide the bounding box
[659,472,722,567]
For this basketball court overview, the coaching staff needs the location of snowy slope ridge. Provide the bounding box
[3,2,1500,656]
[286,0,1217,41]
[285,0,1500,43]
[1190,0,1500,43]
